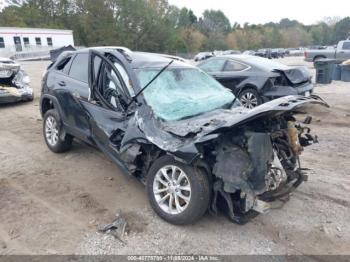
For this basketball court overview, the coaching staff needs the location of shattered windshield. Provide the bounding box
[136,67,235,121]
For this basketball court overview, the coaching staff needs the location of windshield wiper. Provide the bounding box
[126,60,174,110]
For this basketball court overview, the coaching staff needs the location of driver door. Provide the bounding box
[80,50,133,172]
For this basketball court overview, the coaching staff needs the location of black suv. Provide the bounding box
[40,47,327,225]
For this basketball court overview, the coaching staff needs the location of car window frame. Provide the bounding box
[55,55,74,75]
[68,53,90,84]
[223,59,251,72]
[199,58,227,73]
[90,52,131,113]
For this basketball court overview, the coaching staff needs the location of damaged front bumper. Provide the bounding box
[132,95,328,224]
[0,86,33,104]
[0,60,33,104]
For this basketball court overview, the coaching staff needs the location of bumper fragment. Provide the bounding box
[263,83,314,99]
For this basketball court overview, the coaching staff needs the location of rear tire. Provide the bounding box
[146,155,210,225]
[238,88,262,109]
[43,109,73,153]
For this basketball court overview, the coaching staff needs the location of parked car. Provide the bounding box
[223,50,241,55]
[243,50,256,56]
[277,48,286,58]
[40,47,327,225]
[198,55,313,108]
[304,40,350,62]
[255,49,274,59]
[0,57,33,104]
[271,49,279,58]
[288,48,304,56]
[255,49,267,58]
[194,52,213,62]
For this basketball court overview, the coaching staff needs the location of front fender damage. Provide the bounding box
[211,132,274,224]
[122,95,328,224]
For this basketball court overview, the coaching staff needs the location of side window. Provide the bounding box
[35,37,41,46]
[342,42,350,50]
[199,59,226,73]
[114,62,135,97]
[224,60,248,71]
[56,56,72,74]
[23,37,30,47]
[93,56,102,79]
[47,37,53,46]
[98,61,126,111]
[0,37,5,48]
[69,54,89,83]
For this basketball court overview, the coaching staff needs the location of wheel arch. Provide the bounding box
[40,94,63,118]
[236,83,259,97]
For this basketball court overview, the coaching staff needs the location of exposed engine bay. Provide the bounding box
[209,113,317,224]
[0,58,33,104]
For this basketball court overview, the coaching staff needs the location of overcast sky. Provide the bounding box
[168,0,350,25]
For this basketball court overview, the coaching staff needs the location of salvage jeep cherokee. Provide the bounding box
[40,47,328,225]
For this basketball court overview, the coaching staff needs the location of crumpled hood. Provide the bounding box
[136,95,328,152]
[161,95,327,138]
[273,66,311,85]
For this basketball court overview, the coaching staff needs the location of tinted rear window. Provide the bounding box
[69,54,89,83]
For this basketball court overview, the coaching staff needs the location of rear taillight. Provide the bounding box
[304,51,307,57]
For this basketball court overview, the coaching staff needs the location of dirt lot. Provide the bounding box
[0,57,349,255]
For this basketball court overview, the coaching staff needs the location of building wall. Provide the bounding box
[0,27,74,56]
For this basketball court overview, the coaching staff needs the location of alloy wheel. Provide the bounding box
[240,92,259,109]
[153,165,191,215]
[45,116,59,146]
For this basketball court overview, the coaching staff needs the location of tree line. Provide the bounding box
[1,0,350,53]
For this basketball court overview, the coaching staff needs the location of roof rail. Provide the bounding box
[86,46,132,53]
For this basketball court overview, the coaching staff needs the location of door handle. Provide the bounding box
[58,81,66,87]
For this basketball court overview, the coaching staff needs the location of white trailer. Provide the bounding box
[0,27,74,57]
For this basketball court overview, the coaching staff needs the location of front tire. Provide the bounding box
[238,88,262,109]
[43,109,73,153]
[146,156,210,225]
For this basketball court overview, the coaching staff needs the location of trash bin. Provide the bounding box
[340,64,350,82]
[332,64,342,81]
[314,59,337,84]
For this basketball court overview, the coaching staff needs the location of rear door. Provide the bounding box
[199,58,250,92]
[218,59,250,91]
[51,53,91,141]
[198,58,226,79]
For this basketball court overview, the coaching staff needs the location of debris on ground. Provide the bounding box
[97,214,127,243]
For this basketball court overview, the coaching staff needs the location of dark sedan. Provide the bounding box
[198,55,313,108]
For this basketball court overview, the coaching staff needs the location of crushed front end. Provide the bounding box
[0,59,33,104]
[208,112,319,224]
[137,95,328,224]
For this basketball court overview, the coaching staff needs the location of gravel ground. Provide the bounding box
[0,56,349,255]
